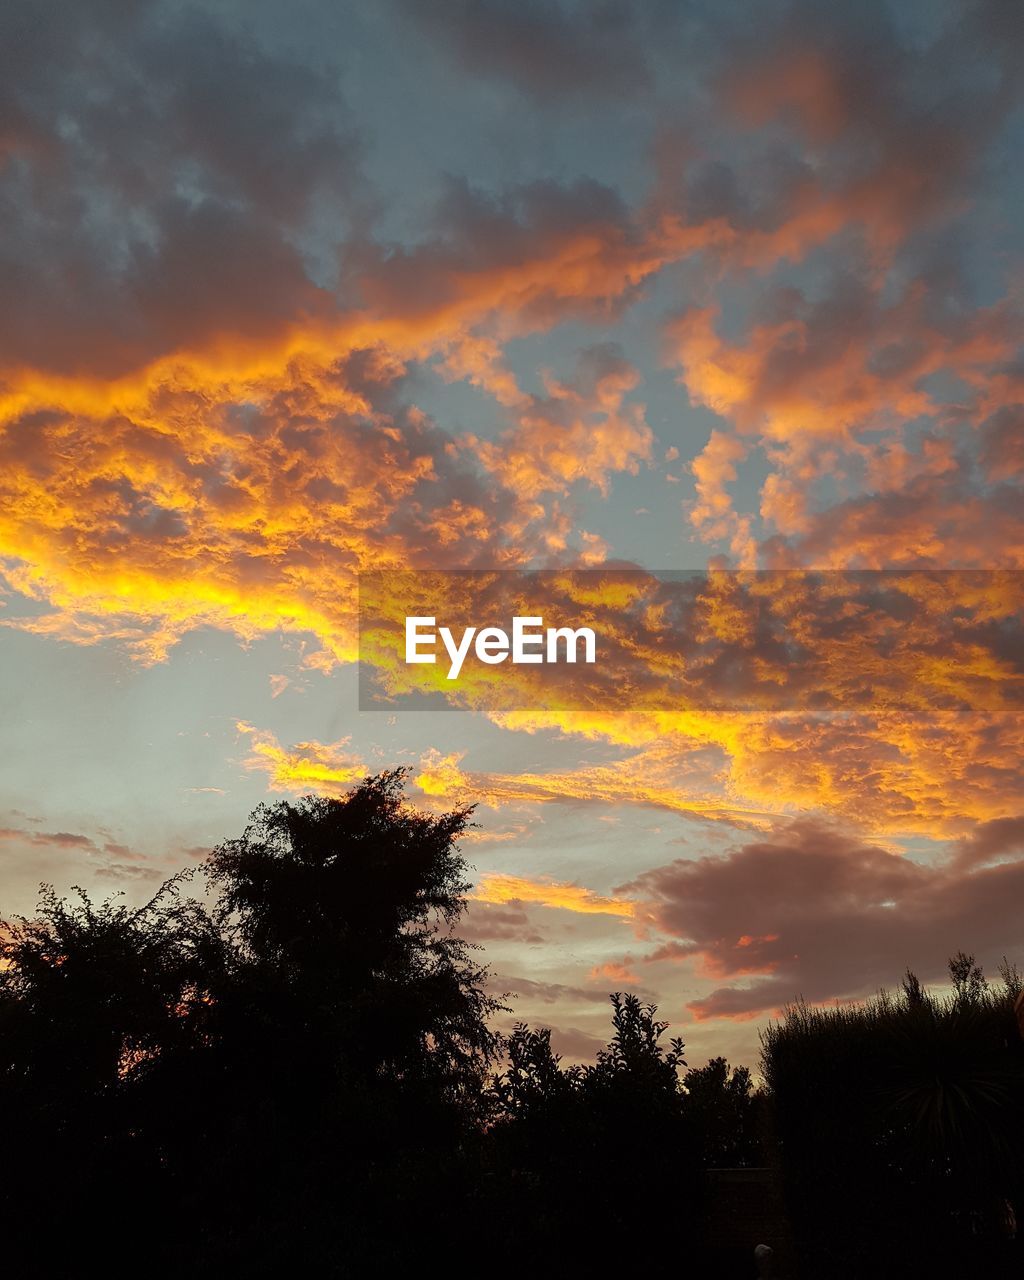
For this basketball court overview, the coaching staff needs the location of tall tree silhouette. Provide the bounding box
[206,768,501,1095]
[0,772,506,1274]
[683,1055,761,1168]
[191,769,505,1271]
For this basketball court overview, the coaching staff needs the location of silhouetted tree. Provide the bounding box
[487,993,706,1269]
[192,769,505,1270]
[0,872,225,1269]
[949,949,988,1006]
[492,1021,580,1119]
[206,769,501,1097]
[0,773,506,1274]
[683,1056,762,1168]
[4,771,1020,1277]
[902,966,928,1009]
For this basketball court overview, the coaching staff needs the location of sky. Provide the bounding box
[1,0,1022,1069]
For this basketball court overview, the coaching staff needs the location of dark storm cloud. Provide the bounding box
[980,407,1024,483]
[715,0,1024,230]
[955,816,1024,868]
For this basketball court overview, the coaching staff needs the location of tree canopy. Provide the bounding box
[0,772,1020,1277]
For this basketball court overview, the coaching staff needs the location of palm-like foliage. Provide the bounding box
[761,955,1024,1276]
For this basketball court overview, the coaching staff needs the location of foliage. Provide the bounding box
[1,773,1020,1276]
[205,769,503,1100]
[683,1055,762,1169]
[761,955,1024,1278]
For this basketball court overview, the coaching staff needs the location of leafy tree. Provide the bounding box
[588,990,686,1088]
[0,772,508,1274]
[488,993,704,1269]
[901,967,929,1009]
[0,872,225,1270]
[192,770,506,1270]
[0,871,221,1091]
[683,1056,762,1168]
[492,1021,579,1118]
[998,956,1023,1003]
[206,768,502,1100]
[949,949,988,1006]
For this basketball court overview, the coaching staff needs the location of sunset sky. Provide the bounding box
[1,0,1022,1068]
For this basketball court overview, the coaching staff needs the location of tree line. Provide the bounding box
[1,771,1021,1277]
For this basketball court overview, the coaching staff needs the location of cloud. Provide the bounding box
[343,174,669,338]
[547,1025,607,1063]
[4,0,1019,678]
[93,861,161,883]
[235,722,366,795]
[953,815,1024,869]
[471,871,635,918]
[459,900,545,945]
[0,822,158,892]
[268,674,291,699]
[492,974,614,1006]
[667,278,1023,568]
[471,343,653,499]
[759,469,1024,569]
[0,346,583,663]
[414,747,770,829]
[0,1,357,379]
[628,816,1024,1021]
[373,571,1024,839]
[589,959,641,984]
[0,827,95,851]
[0,166,686,665]
[687,430,752,563]
[712,0,1024,253]
[393,0,651,103]
[653,1,1024,573]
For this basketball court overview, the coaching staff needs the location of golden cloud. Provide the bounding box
[471,872,635,919]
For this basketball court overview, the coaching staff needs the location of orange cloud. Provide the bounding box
[472,344,653,499]
[471,872,635,919]
[589,960,640,984]
[415,747,773,829]
[236,721,366,795]
[666,281,1023,570]
[353,570,1024,839]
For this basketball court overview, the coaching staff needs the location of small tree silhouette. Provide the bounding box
[683,1056,761,1168]
[0,871,226,1271]
[590,990,687,1085]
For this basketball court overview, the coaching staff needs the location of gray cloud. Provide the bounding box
[628,818,1024,1020]
[392,0,651,102]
